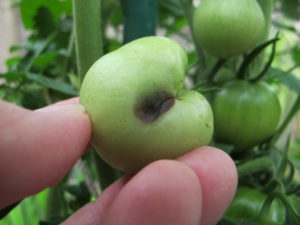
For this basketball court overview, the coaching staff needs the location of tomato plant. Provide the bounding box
[1,0,300,225]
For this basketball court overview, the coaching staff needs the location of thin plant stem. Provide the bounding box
[25,32,58,72]
[237,156,273,178]
[179,0,206,69]
[72,0,103,80]
[269,95,300,147]
[72,0,119,191]
[76,159,99,197]
[207,59,226,82]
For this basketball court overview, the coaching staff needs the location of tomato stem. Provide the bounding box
[207,59,226,82]
[73,0,121,190]
[237,37,279,80]
[250,32,279,83]
[237,156,273,178]
[91,150,123,190]
[45,184,68,220]
[72,0,103,80]
[179,0,207,70]
[258,193,276,221]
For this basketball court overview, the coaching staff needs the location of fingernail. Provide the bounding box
[35,103,86,114]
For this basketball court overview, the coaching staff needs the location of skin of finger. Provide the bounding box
[61,147,236,225]
[100,160,202,225]
[0,100,31,127]
[0,104,91,209]
[54,97,79,105]
[178,147,238,225]
[61,177,129,225]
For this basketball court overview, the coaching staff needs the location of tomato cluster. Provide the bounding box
[192,0,286,223]
[192,0,281,152]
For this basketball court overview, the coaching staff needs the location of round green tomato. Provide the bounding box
[193,0,265,58]
[80,36,213,173]
[225,186,285,225]
[212,80,281,150]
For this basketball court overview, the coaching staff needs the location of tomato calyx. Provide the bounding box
[237,34,280,82]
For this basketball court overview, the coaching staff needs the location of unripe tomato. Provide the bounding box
[225,186,285,225]
[193,0,265,58]
[80,37,213,173]
[212,80,281,150]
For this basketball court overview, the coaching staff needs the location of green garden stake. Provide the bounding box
[122,0,158,43]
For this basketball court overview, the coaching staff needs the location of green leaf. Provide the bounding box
[159,0,184,17]
[5,56,22,70]
[25,73,77,95]
[281,0,300,20]
[263,67,300,94]
[212,142,234,154]
[17,0,69,30]
[0,201,21,219]
[68,73,81,91]
[0,72,23,82]
[263,67,288,80]
[0,87,5,99]
[292,46,300,64]
[284,207,300,225]
[218,217,268,225]
[34,6,56,38]
[32,52,59,71]
[278,73,300,94]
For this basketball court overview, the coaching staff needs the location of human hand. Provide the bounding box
[0,99,237,225]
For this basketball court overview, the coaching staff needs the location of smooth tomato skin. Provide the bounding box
[212,80,281,150]
[80,37,213,173]
[193,0,265,58]
[225,186,285,225]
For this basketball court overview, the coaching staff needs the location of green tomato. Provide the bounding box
[214,68,236,83]
[225,186,285,225]
[193,0,265,58]
[212,80,281,150]
[80,36,214,173]
[257,0,274,40]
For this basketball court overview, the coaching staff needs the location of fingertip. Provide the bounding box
[102,160,202,225]
[32,103,91,184]
[178,146,238,225]
[54,97,80,105]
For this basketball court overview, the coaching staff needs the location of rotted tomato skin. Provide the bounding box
[224,186,285,225]
[212,80,281,150]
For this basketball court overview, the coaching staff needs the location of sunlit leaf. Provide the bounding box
[25,73,77,95]
[16,0,71,30]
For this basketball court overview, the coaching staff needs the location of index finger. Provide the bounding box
[0,101,91,209]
